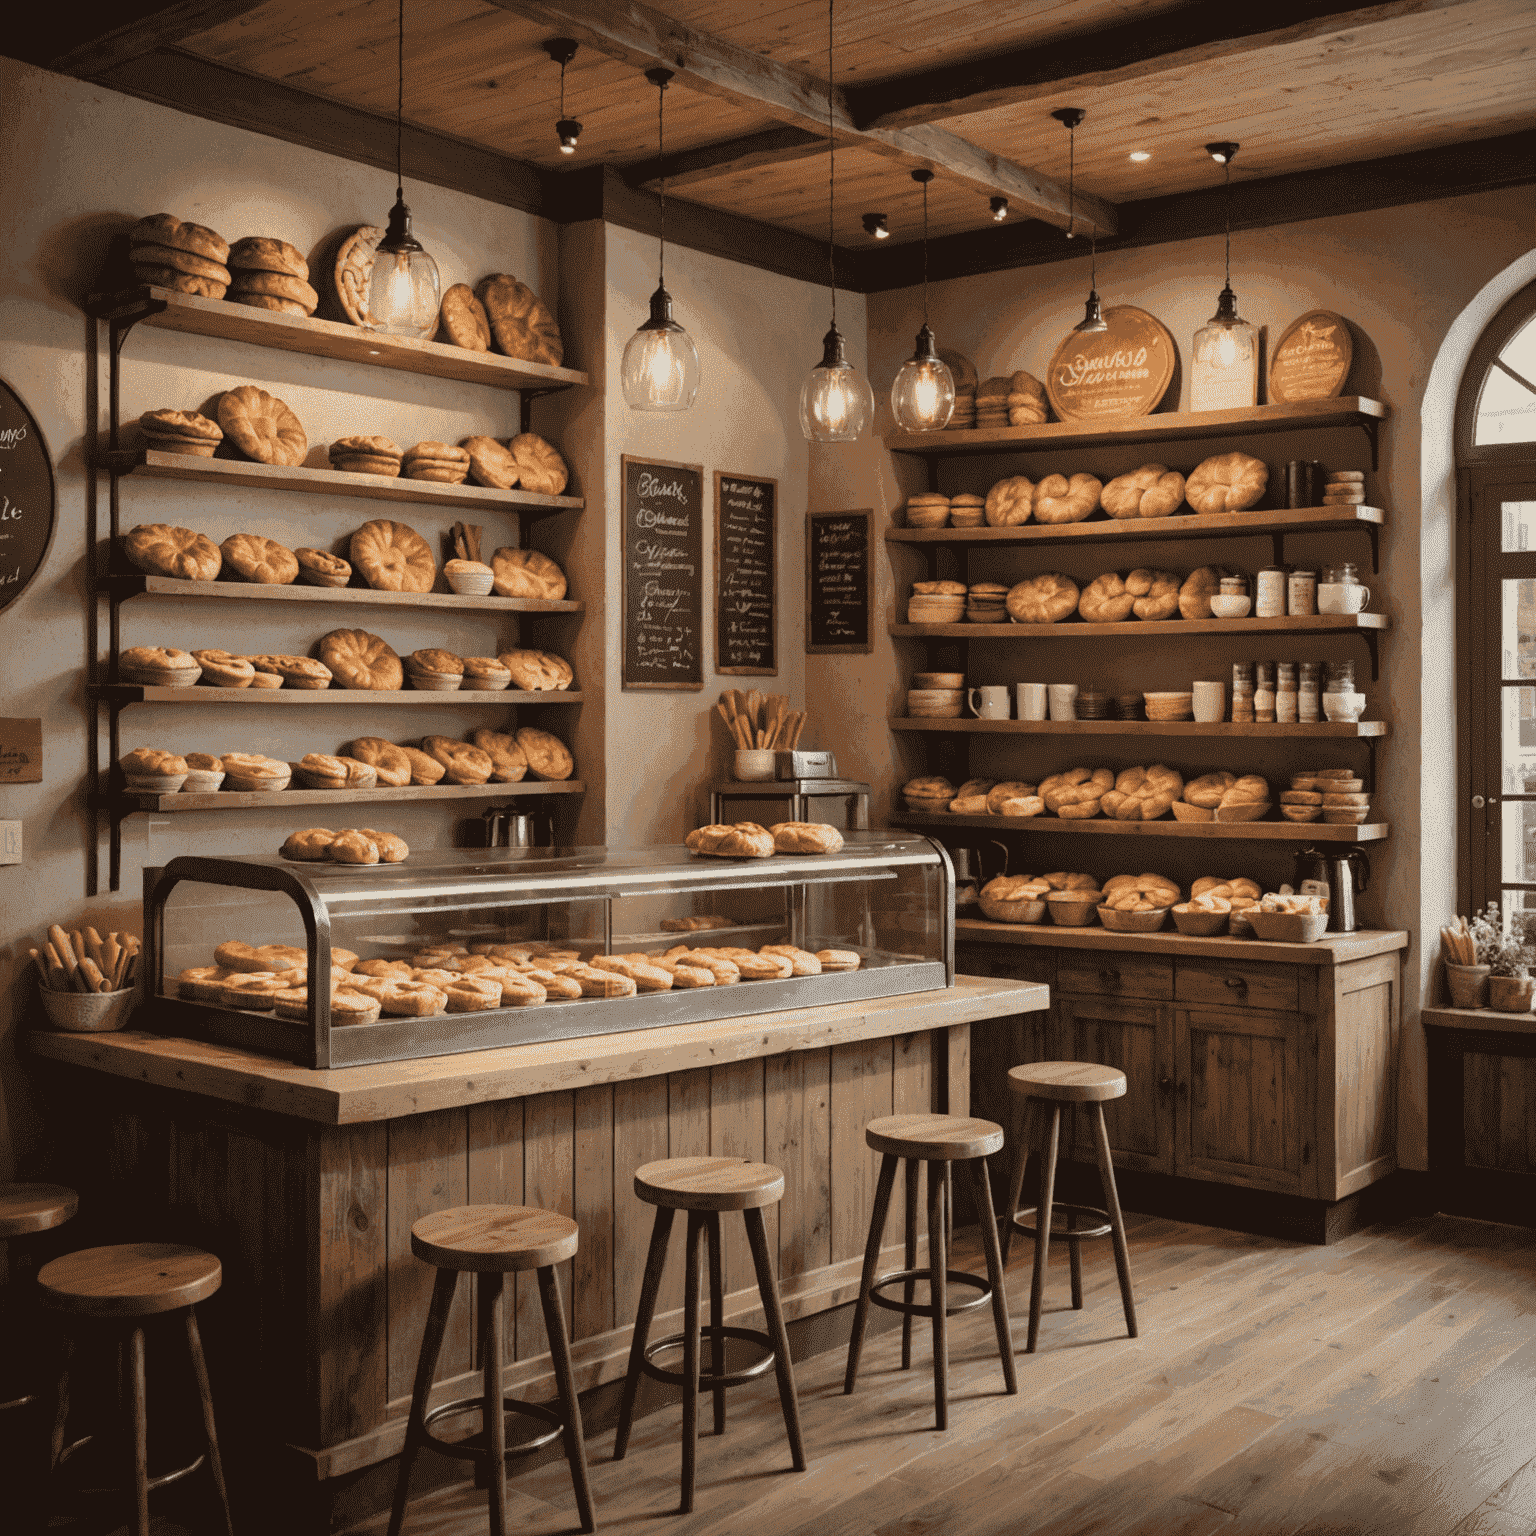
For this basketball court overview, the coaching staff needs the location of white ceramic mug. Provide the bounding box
[969,685,1011,719]
[1317,582,1371,614]
[1016,682,1048,721]
[1191,680,1226,723]
[1048,683,1079,722]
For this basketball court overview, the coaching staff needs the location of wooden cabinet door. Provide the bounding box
[1175,1007,1313,1195]
[1057,995,1174,1174]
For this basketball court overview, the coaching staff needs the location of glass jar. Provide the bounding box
[1255,566,1289,618]
[1254,660,1277,723]
[1288,569,1317,615]
[1220,575,1248,596]
[1323,563,1364,586]
[1232,661,1255,723]
[1276,662,1298,723]
[1326,659,1357,692]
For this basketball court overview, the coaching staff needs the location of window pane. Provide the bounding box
[1476,331,1536,444]
[1502,684,1536,793]
[1500,799,1536,884]
[1500,578,1536,679]
[1504,888,1536,941]
[1503,501,1536,552]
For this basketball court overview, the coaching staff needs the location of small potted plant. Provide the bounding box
[1488,920,1536,1012]
[1441,904,1501,1008]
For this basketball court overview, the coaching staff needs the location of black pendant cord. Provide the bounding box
[395,0,404,200]
[1066,120,1075,241]
[826,0,836,333]
[921,175,931,324]
[657,76,667,290]
[559,55,567,120]
[1223,156,1232,289]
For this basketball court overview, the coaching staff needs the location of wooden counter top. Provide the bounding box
[956,919,1408,965]
[1421,1005,1536,1036]
[30,976,1046,1126]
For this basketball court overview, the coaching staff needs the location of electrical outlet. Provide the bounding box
[0,820,20,864]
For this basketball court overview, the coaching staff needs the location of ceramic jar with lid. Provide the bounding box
[1255,566,1289,618]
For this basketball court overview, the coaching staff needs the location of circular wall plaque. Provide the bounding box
[0,376,57,614]
[1268,309,1353,403]
[1045,305,1177,424]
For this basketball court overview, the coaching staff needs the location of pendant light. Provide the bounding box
[366,0,441,338]
[543,38,581,155]
[621,67,701,412]
[1190,141,1259,409]
[1051,107,1107,335]
[889,170,955,432]
[800,0,874,442]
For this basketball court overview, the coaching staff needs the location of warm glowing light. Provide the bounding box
[1129,150,1151,162]
[621,288,701,412]
[366,197,442,338]
[890,334,955,433]
[1215,327,1237,368]
[801,327,874,441]
[990,196,1008,221]
[862,212,889,239]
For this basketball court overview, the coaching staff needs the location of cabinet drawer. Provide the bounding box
[1057,953,1172,1001]
[1176,958,1298,1012]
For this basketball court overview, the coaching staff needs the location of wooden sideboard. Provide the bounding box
[956,922,1407,1239]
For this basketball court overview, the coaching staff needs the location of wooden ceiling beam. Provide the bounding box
[482,0,1117,236]
[622,127,827,192]
[846,0,1486,131]
[20,1,273,78]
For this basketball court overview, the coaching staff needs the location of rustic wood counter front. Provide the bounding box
[32,977,1044,1491]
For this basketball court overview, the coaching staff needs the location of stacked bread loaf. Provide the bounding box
[1281,767,1370,824]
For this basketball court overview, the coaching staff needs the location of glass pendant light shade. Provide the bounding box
[1191,283,1259,410]
[801,324,874,442]
[621,284,701,411]
[891,322,955,431]
[366,192,441,337]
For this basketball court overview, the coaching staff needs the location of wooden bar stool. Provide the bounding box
[389,1205,595,1536]
[844,1114,1017,1431]
[614,1157,805,1514]
[38,1242,233,1536]
[1001,1062,1139,1354]
[0,1183,78,1417]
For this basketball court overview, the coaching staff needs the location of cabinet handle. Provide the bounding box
[1158,1075,1173,1094]
[1224,975,1248,992]
[1098,968,1121,988]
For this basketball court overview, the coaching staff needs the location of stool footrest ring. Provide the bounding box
[870,1268,991,1319]
[1010,1203,1112,1242]
[57,1435,206,1496]
[640,1325,775,1390]
[422,1394,565,1463]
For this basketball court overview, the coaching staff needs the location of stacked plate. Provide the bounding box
[1143,691,1194,721]
[906,493,951,528]
[966,583,1008,623]
[907,688,964,718]
[1076,688,1111,720]
[1115,693,1144,720]
[908,580,967,624]
[1281,768,1370,824]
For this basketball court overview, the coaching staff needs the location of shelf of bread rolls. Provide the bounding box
[91,685,583,706]
[885,396,1385,458]
[113,778,586,813]
[102,450,583,516]
[894,810,1386,842]
[892,613,1387,639]
[105,574,581,615]
[87,285,589,393]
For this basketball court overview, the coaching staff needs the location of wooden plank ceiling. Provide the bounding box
[116,0,1536,248]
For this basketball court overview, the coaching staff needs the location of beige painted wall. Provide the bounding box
[0,57,564,1176]
[855,187,1536,1170]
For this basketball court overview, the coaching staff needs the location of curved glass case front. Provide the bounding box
[143,836,954,1067]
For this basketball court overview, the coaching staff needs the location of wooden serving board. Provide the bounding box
[1268,310,1353,402]
[1045,305,1176,424]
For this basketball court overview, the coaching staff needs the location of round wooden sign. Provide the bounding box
[1268,309,1353,403]
[0,376,57,614]
[1045,305,1177,424]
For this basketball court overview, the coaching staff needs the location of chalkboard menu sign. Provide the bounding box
[715,471,777,676]
[806,509,872,654]
[0,378,56,614]
[622,454,704,691]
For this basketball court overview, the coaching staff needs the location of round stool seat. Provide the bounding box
[1008,1061,1127,1103]
[412,1205,578,1273]
[865,1113,1003,1161]
[635,1157,784,1211]
[0,1181,78,1237]
[38,1243,221,1319]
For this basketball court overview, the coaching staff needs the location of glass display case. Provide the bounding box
[142,835,955,1068]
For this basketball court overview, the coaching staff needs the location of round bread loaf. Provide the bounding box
[121,746,188,777]
[350,519,435,593]
[120,646,200,686]
[1186,452,1268,514]
[130,213,229,263]
[421,736,493,785]
[986,780,1038,816]
[1184,771,1238,809]
[1101,464,1185,519]
[231,269,318,309]
[984,475,1034,526]
[1006,572,1079,624]
[1125,568,1181,620]
[295,548,352,587]
[343,738,412,787]
[509,433,568,496]
[318,628,403,690]
[124,523,222,581]
[469,729,528,783]
[1078,572,1136,623]
[491,547,567,600]
[221,532,299,584]
[217,385,306,466]
[685,824,774,859]
[1039,767,1114,818]
[1033,472,1102,524]
[440,284,491,350]
[191,649,255,688]
[770,822,844,855]
[478,274,563,365]
[1179,565,1234,620]
[1100,764,1183,821]
[1101,873,1182,911]
[499,649,573,691]
[515,727,573,781]
[140,408,222,443]
[462,435,519,489]
[397,745,446,785]
[227,236,308,279]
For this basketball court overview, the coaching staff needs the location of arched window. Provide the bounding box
[1457,278,1536,922]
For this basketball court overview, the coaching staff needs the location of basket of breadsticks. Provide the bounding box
[31,924,141,1031]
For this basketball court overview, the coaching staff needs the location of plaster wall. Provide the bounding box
[857,187,1536,1169]
[0,57,563,1177]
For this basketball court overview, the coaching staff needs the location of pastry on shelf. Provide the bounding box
[1126,568,1181,619]
[217,385,306,466]
[901,775,954,814]
[405,648,465,691]
[318,628,403,690]
[685,823,774,859]
[1100,765,1183,821]
[1007,572,1079,623]
[1178,565,1235,619]
[1040,767,1114,819]
[220,532,299,584]
[330,436,402,477]
[984,475,1033,527]
[499,649,573,691]
[986,780,1039,816]
[1078,572,1137,623]
[469,729,527,782]
[228,236,308,282]
[139,409,222,458]
[444,558,494,594]
[510,432,569,496]
[515,727,573,781]
[334,226,385,327]
[343,738,413,786]
[1033,472,1102,525]
[191,649,255,689]
[120,747,188,793]
[769,822,844,855]
[462,656,511,690]
[462,435,519,489]
[1100,873,1181,911]
[1101,464,1185,519]
[350,519,436,592]
[124,523,222,581]
[949,493,986,527]
[904,493,950,528]
[396,744,447,785]
[221,753,291,792]
[244,654,332,690]
[227,265,319,318]
[491,546,567,600]
[182,753,226,792]
[120,646,200,687]
[421,735,493,784]
[478,273,563,365]
[1186,451,1268,514]
[439,284,490,351]
[128,213,230,298]
[294,754,378,790]
[295,548,352,588]
[403,441,470,484]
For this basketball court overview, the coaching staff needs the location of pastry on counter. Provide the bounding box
[515,726,573,781]
[491,546,567,600]
[139,409,223,458]
[217,385,306,466]
[220,532,299,584]
[770,822,844,855]
[124,523,222,581]
[1102,464,1186,519]
[329,436,402,477]
[319,628,403,690]
[478,273,563,365]
[402,441,470,484]
[350,519,436,592]
[685,823,774,859]
[120,646,201,687]
[1186,451,1268,514]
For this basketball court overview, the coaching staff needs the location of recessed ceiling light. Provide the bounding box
[1129,150,1151,162]
[862,212,890,239]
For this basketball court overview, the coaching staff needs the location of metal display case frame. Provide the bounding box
[142,835,955,1068]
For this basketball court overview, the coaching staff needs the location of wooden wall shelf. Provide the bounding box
[891,613,1388,640]
[87,286,589,393]
[91,685,583,706]
[886,505,1383,550]
[956,920,1408,965]
[894,811,1388,842]
[103,450,582,516]
[110,779,585,814]
[106,574,582,616]
[886,397,1386,458]
[891,718,1388,738]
